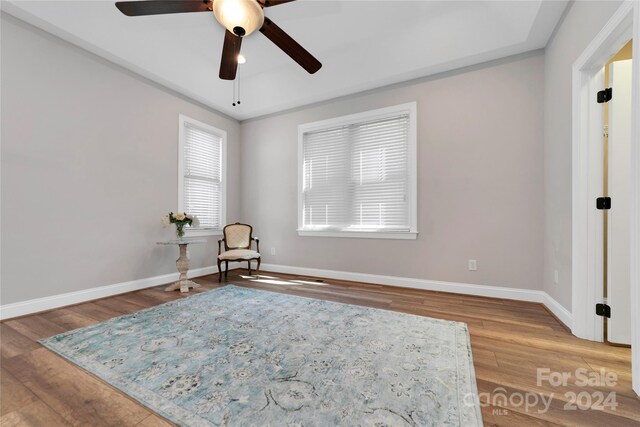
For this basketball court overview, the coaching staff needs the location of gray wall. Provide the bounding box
[543,1,623,311]
[240,52,545,291]
[0,14,241,304]
[1,12,557,306]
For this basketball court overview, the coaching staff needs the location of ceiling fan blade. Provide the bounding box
[257,0,296,7]
[259,18,321,74]
[219,30,243,80]
[115,1,211,17]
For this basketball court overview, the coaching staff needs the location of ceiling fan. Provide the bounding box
[115,0,322,80]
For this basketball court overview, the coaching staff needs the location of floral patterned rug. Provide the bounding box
[40,285,482,426]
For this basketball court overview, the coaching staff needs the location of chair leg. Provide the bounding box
[248,260,252,276]
[217,258,222,282]
[225,261,229,279]
[256,258,261,277]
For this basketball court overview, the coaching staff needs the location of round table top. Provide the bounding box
[156,238,208,246]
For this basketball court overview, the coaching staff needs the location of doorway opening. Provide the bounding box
[571,1,639,395]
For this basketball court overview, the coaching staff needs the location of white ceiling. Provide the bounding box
[2,0,568,120]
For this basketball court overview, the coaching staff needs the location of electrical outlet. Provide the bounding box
[270,247,276,256]
[468,260,477,271]
[554,270,559,285]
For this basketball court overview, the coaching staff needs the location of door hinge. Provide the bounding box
[597,88,612,103]
[596,303,611,318]
[596,197,611,210]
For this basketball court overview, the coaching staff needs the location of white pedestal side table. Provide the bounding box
[157,239,207,293]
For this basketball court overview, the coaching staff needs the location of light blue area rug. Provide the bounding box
[40,285,482,426]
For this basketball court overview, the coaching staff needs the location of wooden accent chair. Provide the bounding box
[217,223,261,282]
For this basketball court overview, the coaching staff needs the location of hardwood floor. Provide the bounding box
[1,269,638,426]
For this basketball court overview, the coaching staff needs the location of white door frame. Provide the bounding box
[571,1,640,395]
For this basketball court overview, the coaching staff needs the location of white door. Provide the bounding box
[607,59,633,346]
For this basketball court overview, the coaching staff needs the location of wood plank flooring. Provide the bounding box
[1,269,638,426]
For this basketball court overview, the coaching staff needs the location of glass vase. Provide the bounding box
[176,224,185,240]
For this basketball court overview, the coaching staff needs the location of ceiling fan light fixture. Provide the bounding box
[213,0,264,37]
[237,54,247,64]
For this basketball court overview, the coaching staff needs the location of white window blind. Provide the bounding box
[181,118,224,231]
[300,104,416,237]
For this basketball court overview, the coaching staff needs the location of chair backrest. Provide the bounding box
[223,223,252,250]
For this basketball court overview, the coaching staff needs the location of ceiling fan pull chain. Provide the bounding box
[232,73,236,107]
[237,67,241,105]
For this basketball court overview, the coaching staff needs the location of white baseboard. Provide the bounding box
[0,265,222,320]
[0,262,573,331]
[542,292,573,329]
[260,263,573,329]
[261,263,544,301]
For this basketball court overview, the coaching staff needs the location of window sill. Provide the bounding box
[185,228,223,237]
[297,230,418,240]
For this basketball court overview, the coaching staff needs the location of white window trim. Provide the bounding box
[297,102,418,240]
[178,114,227,237]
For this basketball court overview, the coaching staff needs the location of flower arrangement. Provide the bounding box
[162,212,199,239]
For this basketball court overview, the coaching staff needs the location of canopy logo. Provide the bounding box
[464,368,618,415]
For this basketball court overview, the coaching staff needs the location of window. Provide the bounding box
[298,103,417,239]
[178,114,226,236]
